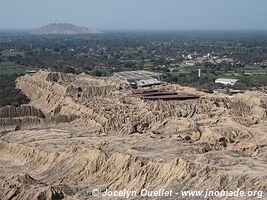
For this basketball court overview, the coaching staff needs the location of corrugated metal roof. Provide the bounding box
[114,70,162,81]
[142,94,199,100]
[136,92,177,96]
[132,88,200,101]
[132,88,162,94]
[215,78,239,83]
[136,79,161,87]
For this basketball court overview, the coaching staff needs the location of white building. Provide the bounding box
[215,78,239,86]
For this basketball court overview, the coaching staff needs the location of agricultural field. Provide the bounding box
[0,61,32,75]
[0,60,31,107]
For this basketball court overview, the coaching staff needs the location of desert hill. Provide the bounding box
[0,70,266,199]
[32,23,102,35]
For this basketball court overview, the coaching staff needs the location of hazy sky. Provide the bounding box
[1,0,267,30]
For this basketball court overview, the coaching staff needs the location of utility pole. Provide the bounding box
[198,69,201,78]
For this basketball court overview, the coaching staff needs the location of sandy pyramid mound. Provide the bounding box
[0,70,266,199]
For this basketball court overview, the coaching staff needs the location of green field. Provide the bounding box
[0,61,33,76]
[0,60,31,107]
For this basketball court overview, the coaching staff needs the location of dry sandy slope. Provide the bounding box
[0,70,266,199]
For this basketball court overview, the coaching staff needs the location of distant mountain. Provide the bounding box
[32,23,102,35]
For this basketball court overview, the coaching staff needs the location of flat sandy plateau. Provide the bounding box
[0,71,266,199]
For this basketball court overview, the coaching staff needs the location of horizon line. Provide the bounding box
[1,28,267,32]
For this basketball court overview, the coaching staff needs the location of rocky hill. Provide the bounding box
[32,23,102,35]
